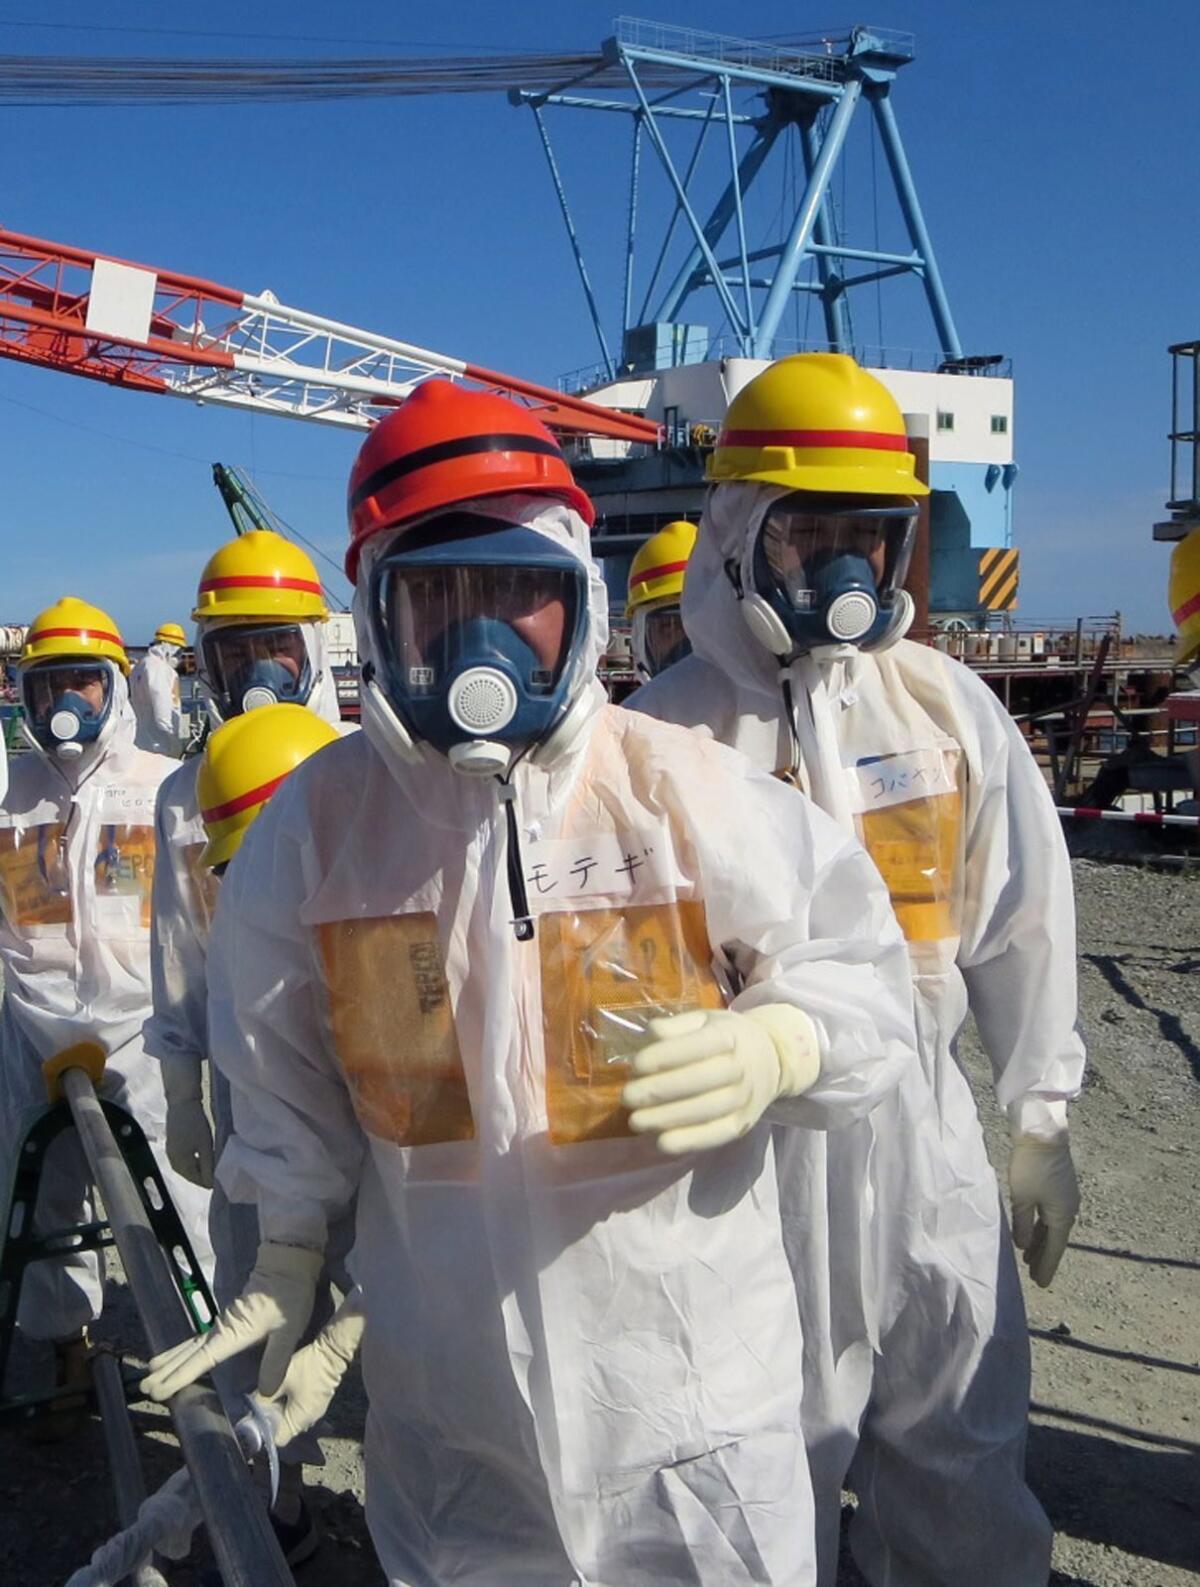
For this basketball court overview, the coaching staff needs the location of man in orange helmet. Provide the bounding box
[0,598,212,1431]
[143,380,919,1586]
[635,353,1084,1587]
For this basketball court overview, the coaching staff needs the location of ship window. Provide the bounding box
[991,414,1009,435]
[936,410,955,431]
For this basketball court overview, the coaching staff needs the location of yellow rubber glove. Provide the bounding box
[1009,1135,1080,1288]
[622,1004,820,1155]
[255,1288,366,1448]
[161,1055,215,1190]
[141,1241,323,1399]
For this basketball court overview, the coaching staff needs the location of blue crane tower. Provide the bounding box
[510,18,1019,627]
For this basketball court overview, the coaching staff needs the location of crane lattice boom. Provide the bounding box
[0,227,660,444]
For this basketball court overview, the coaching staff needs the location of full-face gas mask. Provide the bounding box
[200,623,315,720]
[366,512,589,776]
[734,493,917,659]
[22,660,117,762]
[632,602,691,682]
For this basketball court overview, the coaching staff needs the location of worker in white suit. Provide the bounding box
[632,353,1085,1587]
[143,380,919,1587]
[142,530,348,1562]
[130,620,186,757]
[0,597,211,1431]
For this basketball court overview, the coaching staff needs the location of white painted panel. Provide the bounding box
[85,258,157,342]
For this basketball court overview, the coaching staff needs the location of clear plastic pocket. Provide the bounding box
[538,900,726,1145]
[0,823,73,927]
[850,747,964,944]
[318,913,475,1148]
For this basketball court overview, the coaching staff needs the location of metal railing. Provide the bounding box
[558,337,1012,394]
[613,16,847,81]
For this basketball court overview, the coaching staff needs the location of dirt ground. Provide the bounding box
[0,860,1196,1586]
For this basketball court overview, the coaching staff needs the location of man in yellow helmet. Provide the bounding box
[1168,530,1200,798]
[633,353,1085,1587]
[1169,528,1200,680]
[0,597,212,1426]
[130,620,187,757]
[144,532,348,1560]
[625,520,697,682]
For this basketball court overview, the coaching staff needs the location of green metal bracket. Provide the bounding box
[0,1096,216,1429]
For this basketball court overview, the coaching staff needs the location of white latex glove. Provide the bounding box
[255,1288,366,1448]
[160,1055,215,1190]
[622,1004,821,1155]
[1009,1134,1080,1288]
[141,1241,323,1399]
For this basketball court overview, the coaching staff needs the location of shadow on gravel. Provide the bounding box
[1029,1417,1200,1571]
[1030,1325,1200,1377]
[1068,1240,1200,1272]
[1082,951,1200,1082]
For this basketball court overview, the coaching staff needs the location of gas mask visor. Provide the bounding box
[754,494,917,650]
[22,660,115,755]
[633,603,691,680]
[200,623,314,717]
[369,514,586,765]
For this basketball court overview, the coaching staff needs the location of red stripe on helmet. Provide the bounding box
[630,558,689,590]
[1174,590,1200,626]
[199,575,323,595]
[718,427,908,452]
[29,625,124,647]
[202,771,288,827]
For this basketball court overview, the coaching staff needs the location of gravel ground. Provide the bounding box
[1,861,1196,1585]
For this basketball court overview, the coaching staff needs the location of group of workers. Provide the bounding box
[0,351,1100,1587]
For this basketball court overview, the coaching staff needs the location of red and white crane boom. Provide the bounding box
[0,226,658,445]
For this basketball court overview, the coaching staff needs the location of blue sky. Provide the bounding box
[0,0,1196,639]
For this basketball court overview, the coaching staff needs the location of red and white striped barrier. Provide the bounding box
[1056,806,1200,827]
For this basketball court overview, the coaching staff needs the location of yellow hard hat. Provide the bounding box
[1169,529,1200,666]
[21,596,130,676]
[154,621,187,647]
[197,702,339,869]
[626,521,698,616]
[192,530,329,624]
[707,352,930,498]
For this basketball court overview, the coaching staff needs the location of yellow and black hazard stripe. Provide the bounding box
[979,547,1019,611]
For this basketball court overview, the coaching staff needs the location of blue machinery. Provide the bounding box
[510,18,964,378]
[510,20,1018,626]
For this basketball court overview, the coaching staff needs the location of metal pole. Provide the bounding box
[720,74,755,342]
[60,1067,293,1587]
[653,123,779,327]
[904,413,931,637]
[869,88,963,360]
[799,116,853,351]
[530,104,615,380]
[1192,347,1199,507]
[91,1347,169,1587]
[753,80,862,357]
[624,60,749,344]
[622,116,642,349]
[638,91,720,326]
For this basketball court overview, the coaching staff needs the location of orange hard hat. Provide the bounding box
[345,380,595,581]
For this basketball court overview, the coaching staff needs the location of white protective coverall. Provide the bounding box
[130,642,183,757]
[632,482,1086,1587]
[205,496,918,1587]
[144,622,347,1455]
[0,673,212,1339]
